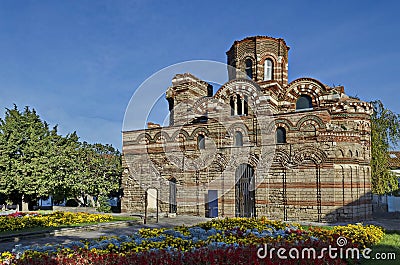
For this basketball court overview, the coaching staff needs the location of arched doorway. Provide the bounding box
[235,164,256,217]
[169,178,177,213]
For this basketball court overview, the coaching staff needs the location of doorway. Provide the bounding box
[235,164,255,217]
[169,178,177,213]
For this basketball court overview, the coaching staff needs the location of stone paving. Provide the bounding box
[0,214,398,253]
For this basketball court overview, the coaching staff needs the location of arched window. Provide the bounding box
[276,127,286,144]
[230,96,235,116]
[234,131,243,147]
[296,95,313,110]
[245,59,253,79]
[230,94,247,116]
[236,94,242,115]
[167,98,174,126]
[243,95,248,115]
[264,59,273,81]
[197,135,205,150]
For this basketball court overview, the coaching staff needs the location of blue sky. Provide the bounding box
[0,0,399,150]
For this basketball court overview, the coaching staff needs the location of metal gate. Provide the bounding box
[235,164,255,217]
[169,178,177,213]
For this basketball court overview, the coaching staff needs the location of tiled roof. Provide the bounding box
[389,151,400,169]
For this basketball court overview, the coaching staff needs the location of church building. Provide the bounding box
[121,36,373,222]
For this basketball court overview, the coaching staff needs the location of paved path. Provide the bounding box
[367,218,400,231]
[0,216,209,253]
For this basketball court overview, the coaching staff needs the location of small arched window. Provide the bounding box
[230,96,235,116]
[296,95,313,110]
[167,98,174,126]
[234,131,243,147]
[264,59,273,81]
[236,94,242,115]
[245,59,253,79]
[243,95,248,115]
[276,127,286,144]
[197,135,205,150]
[230,94,248,116]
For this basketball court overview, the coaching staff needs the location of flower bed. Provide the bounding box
[0,211,113,232]
[1,217,384,265]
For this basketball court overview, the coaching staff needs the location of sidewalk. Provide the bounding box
[369,212,400,231]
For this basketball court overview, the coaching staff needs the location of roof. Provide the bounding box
[389,151,400,169]
[227,35,289,52]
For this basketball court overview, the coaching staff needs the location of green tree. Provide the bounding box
[45,129,122,207]
[370,100,400,195]
[47,131,83,203]
[96,194,112,213]
[0,105,54,206]
[77,142,122,206]
[0,105,122,208]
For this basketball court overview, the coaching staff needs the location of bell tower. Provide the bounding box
[226,36,290,87]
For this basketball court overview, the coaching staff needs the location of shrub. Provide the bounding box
[65,199,79,207]
[332,223,384,248]
[0,211,113,232]
[96,195,111,213]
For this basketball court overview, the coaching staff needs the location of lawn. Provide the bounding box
[361,230,400,265]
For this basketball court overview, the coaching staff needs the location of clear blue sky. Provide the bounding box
[1,0,399,150]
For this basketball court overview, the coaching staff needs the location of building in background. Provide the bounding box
[122,36,373,222]
[389,151,400,177]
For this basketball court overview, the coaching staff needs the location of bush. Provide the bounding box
[65,199,79,207]
[96,195,111,213]
[332,223,385,248]
[0,211,113,232]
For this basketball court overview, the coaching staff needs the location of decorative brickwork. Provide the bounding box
[122,35,373,222]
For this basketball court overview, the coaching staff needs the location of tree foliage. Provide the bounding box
[0,105,122,206]
[370,100,400,195]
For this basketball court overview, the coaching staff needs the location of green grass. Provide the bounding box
[0,215,139,237]
[35,210,54,215]
[360,231,400,265]
[110,215,139,222]
[300,224,334,230]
